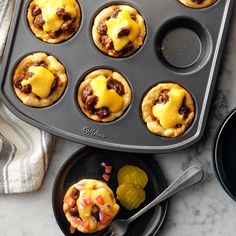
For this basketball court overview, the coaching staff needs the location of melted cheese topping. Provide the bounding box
[21,66,55,98]
[34,0,77,32]
[106,10,139,51]
[90,75,124,113]
[152,88,185,129]
[77,183,119,231]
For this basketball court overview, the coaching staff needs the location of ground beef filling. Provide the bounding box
[81,78,125,119]
[117,27,130,38]
[71,187,80,200]
[101,35,114,50]
[91,205,101,222]
[111,8,120,19]
[179,106,190,119]
[191,0,204,4]
[69,206,79,217]
[69,187,80,217]
[157,90,169,104]
[32,5,77,38]
[97,9,136,56]
[13,61,58,95]
[107,78,125,96]
[176,98,191,128]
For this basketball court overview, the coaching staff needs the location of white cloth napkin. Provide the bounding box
[0,0,55,194]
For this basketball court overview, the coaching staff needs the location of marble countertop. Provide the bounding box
[0,6,236,236]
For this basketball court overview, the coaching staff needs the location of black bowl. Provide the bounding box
[213,108,236,201]
[52,147,168,236]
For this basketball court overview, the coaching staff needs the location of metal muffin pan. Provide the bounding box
[0,0,234,153]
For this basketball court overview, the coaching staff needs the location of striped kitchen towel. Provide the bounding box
[0,0,14,59]
[0,0,55,193]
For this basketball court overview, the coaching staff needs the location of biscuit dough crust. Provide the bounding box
[141,83,195,138]
[92,5,146,57]
[78,69,132,122]
[13,52,67,107]
[27,0,81,43]
[63,179,119,233]
[178,0,217,9]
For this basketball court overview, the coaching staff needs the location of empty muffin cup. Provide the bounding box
[156,18,212,73]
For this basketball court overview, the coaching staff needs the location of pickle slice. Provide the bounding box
[118,165,148,188]
[116,183,145,210]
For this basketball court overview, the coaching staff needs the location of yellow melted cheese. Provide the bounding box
[106,10,139,51]
[152,88,185,129]
[77,183,119,231]
[90,75,124,113]
[21,66,55,98]
[34,0,77,32]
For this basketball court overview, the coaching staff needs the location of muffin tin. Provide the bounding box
[0,0,234,153]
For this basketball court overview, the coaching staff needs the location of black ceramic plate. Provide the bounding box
[213,109,236,201]
[52,147,168,236]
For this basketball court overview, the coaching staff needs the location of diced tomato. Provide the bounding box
[82,220,90,232]
[96,195,105,205]
[105,165,112,174]
[81,197,94,207]
[64,196,76,207]
[99,211,112,225]
[101,162,107,168]
[73,217,82,225]
[102,174,110,182]
[69,226,76,234]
